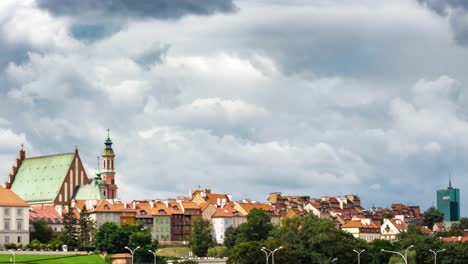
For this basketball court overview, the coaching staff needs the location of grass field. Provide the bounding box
[0,254,105,264]
[157,247,191,258]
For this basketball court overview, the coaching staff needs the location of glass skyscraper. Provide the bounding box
[437,179,460,222]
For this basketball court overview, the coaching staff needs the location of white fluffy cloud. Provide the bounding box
[1,0,468,214]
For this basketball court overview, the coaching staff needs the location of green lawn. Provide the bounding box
[0,254,105,264]
[157,247,191,258]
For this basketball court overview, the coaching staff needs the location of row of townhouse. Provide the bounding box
[0,185,430,247]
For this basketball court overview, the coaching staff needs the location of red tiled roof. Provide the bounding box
[30,206,62,224]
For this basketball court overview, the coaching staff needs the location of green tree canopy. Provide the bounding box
[190,218,213,257]
[423,206,444,229]
[31,219,55,243]
[62,208,79,249]
[94,222,122,253]
[224,226,239,249]
[236,208,274,243]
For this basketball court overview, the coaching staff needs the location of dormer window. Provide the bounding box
[159,209,166,215]
[104,204,110,210]
[173,206,178,211]
[140,210,147,215]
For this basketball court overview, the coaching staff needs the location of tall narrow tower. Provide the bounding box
[437,177,460,222]
[102,129,118,199]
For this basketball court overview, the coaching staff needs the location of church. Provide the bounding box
[2,133,119,206]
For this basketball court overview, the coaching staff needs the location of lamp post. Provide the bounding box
[125,246,141,264]
[405,245,414,260]
[148,250,157,264]
[261,246,283,264]
[8,249,15,264]
[429,249,445,264]
[381,249,408,264]
[353,249,365,264]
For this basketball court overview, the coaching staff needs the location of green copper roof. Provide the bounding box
[74,177,106,200]
[10,153,75,203]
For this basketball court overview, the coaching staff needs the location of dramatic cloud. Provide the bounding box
[418,0,468,46]
[1,0,468,215]
[36,0,237,41]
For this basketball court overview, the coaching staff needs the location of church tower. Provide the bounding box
[102,130,118,199]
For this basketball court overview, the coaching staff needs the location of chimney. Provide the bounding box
[217,198,221,206]
[227,194,232,201]
[132,201,136,209]
[164,201,169,208]
[150,201,154,208]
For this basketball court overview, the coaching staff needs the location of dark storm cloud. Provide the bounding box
[418,0,468,46]
[36,0,237,20]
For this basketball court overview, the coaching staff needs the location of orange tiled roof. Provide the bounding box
[90,199,125,213]
[343,219,380,229]
[30,206,62,223]
[237,202,279,216]
[442,237,468,243]
[181,201,201,209]
[212,204,244,218]
[0,187,29,207]
[206,193,230,204]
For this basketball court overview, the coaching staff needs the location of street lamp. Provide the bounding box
[353,249,365,264]
[405,245,414,260]
[261,246,283,264]
[148,250,157,264]
[381,249,408,264]
[125,246,141,264]
[429,249,445,264]
[8,249,15,264]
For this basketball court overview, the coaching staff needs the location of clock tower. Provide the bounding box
[101,130,118,199]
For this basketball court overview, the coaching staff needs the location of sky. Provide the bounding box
[1,0,468,215]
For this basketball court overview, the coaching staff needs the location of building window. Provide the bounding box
[4,208,10,217]
[17,236,21,243]
[5,236,9,243]
[4,221,10,230]
[17,221,22,230]
[17,208,23,217]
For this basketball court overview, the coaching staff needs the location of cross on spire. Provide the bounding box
[20,144,24,150]
[107,128,110,138]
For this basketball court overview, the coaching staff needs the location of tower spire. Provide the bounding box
[448,174,453,189]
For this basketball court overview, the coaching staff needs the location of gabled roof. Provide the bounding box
[0,187,29,207]
[343,219,380,229]
[90,199,125,213]
[212,204,244,218]
[30,206,62,223]
[235,202,279,216]
[181,201,201,210]
[206,193,230,204]
[11,153,75,203]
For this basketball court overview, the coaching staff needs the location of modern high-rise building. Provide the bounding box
[437,179,460,222]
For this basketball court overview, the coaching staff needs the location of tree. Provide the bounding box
[129,228,158,264]
[94,222,122,253]
[236,208,273,243]
[31,219,55,243]
[78,206,96,250]
[189,218,213,257]
[62,208,79,249]
[423,206,444,229]
[227,241,264,264]
[224,226,238,249]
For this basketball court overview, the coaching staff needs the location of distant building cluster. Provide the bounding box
[0,136,464,246]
